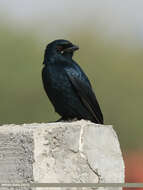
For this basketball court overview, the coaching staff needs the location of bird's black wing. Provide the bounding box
[66,71,104,124]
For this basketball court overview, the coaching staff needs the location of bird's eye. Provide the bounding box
[56,45,63,52]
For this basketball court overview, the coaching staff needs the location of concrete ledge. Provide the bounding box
[0,120,124,190]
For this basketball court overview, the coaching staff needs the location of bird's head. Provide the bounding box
[44,39,79,62]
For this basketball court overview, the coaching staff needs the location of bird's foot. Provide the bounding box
[56,117,78,122]
[56,117,65,122]
[66,118,78,122]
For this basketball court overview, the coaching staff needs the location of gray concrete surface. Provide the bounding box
[0,120,124,190]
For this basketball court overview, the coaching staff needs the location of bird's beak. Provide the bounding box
[64,44,79,52]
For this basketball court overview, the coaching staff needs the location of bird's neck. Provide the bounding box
[43,48,57,65]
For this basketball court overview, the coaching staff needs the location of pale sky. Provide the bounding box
[0,0,143,44]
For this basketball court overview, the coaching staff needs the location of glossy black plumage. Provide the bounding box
[42,39,104,124]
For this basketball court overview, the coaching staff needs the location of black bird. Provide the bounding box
[42,39,104,124]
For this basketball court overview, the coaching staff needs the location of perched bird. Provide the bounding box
[42,39,104,124]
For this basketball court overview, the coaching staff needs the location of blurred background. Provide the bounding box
[0,0,143,186]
